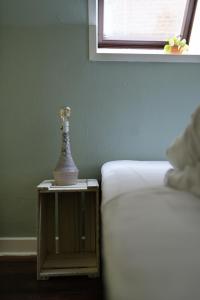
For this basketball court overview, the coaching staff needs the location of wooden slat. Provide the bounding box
[58,192,80,253]
[40,267,98,277]
[49,180,87,191]
[79,192,86,251]
[43,253,96,269]
[37,180,53,190]
[37,192,56,279]
[37,179,98,191]
[40,194,55,253]
[85,192,96,252]
[87,179,99,189]
[45,194,56,254]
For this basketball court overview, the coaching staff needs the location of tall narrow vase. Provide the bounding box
[53,107,79,186]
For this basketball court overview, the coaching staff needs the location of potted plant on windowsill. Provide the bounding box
[164,36,189,54]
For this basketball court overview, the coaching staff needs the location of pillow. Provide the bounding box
[165,163,200,197]
[165,105,200,197]
[166,105,200,170]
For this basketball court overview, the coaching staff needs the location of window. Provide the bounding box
[98,0,198,49]
[88,0,200,62]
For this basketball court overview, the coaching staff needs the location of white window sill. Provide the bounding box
[89,26,200,63]
[93,50,200,64]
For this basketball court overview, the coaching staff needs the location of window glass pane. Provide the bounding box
[103,0,188,41]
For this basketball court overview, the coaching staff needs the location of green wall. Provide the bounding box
[0,1,200,236]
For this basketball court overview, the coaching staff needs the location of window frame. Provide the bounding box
[98,0,198,49]
[88,0,200,63]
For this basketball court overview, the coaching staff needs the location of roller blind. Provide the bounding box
[103,0,188,41]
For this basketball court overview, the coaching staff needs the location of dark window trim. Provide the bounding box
[181,0,198,40]
[98,0,198,49]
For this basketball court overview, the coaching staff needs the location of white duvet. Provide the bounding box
[102,161,200,300]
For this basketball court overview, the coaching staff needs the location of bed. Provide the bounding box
[101,160,200,300]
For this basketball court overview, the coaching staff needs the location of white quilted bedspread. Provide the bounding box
[101,161,200,300]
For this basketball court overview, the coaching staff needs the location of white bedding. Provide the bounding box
[101,161,200,300]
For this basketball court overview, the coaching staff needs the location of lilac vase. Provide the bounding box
[53,107,79,186]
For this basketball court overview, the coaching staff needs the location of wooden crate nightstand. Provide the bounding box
[37,179,100,280]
